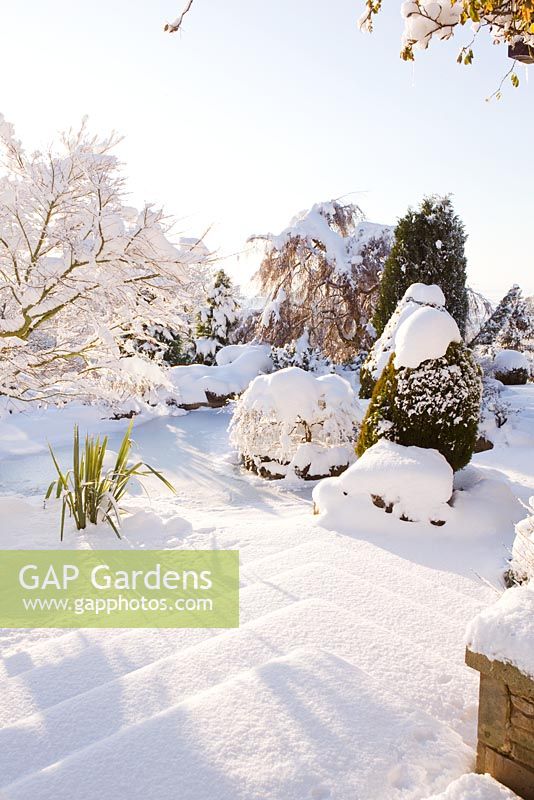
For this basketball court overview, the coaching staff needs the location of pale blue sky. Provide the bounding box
[0,0,532,300]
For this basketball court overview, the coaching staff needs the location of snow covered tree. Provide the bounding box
[166,1,533,92]
[357,306,482,471]
[470,284,534,351]
[195,269,240,365]
[359,282,447,399]
[252,201,392,362]
[372,196,468,338]
[0,116,205,402]
[465,287,494,343]
[135,324,194,366]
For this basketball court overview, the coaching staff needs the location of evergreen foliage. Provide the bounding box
[271,332,333,374]
[470,284,534,350]
[357,342,482,471]
[195,269,240,364]
[372,196,469,337]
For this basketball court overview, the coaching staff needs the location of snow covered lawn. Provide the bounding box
[0,388,532,799]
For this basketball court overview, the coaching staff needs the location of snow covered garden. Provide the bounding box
[1,8,534,794]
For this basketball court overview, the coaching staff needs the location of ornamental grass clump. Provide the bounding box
[46,421,175,540]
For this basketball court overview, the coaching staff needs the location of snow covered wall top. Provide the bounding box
[466,583,534,680]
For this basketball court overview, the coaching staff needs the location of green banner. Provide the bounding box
[0,550,239,628]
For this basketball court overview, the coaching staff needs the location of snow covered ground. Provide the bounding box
[0,387,532,799]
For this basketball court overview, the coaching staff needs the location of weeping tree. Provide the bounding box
[251,201,392,362]
[372,195,469,337]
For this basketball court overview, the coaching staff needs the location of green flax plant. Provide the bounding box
[46,421,175,540]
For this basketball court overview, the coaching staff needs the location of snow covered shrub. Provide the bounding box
[372,195,469,338]
[477,377,511,449]
[195,269,240,365]
[271,331,333,374]
[251,200,392,361]
[229,367,361,480]
[130,324,194,367]
[313,440,454,526]
[492,349,530,385]
[357,306,482,471]
[359,282,446,399]
[46,421,175,540]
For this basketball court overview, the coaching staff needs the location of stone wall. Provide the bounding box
[466,649,534,800]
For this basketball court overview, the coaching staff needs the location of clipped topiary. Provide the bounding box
[357,307,482,471]
[359,282,446,399]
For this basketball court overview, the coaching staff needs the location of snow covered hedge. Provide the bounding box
[229,367,361,480]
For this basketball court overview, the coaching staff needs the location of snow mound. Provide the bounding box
[169,344,272,406]
[466,583,534,679]
[290,442,351,480]
[230,368,361,479]
[361,282,447,387]
[406,283,446,307]
[215,343,259,366]
[313,440,453,524]
[1,647,472,800]
[493,349,529,373]
[394,307,461,370]
[424,772,520,799]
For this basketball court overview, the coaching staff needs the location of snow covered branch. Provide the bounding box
[360,0,534,76]
[164,0,195,33]
[0,116,207,402]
